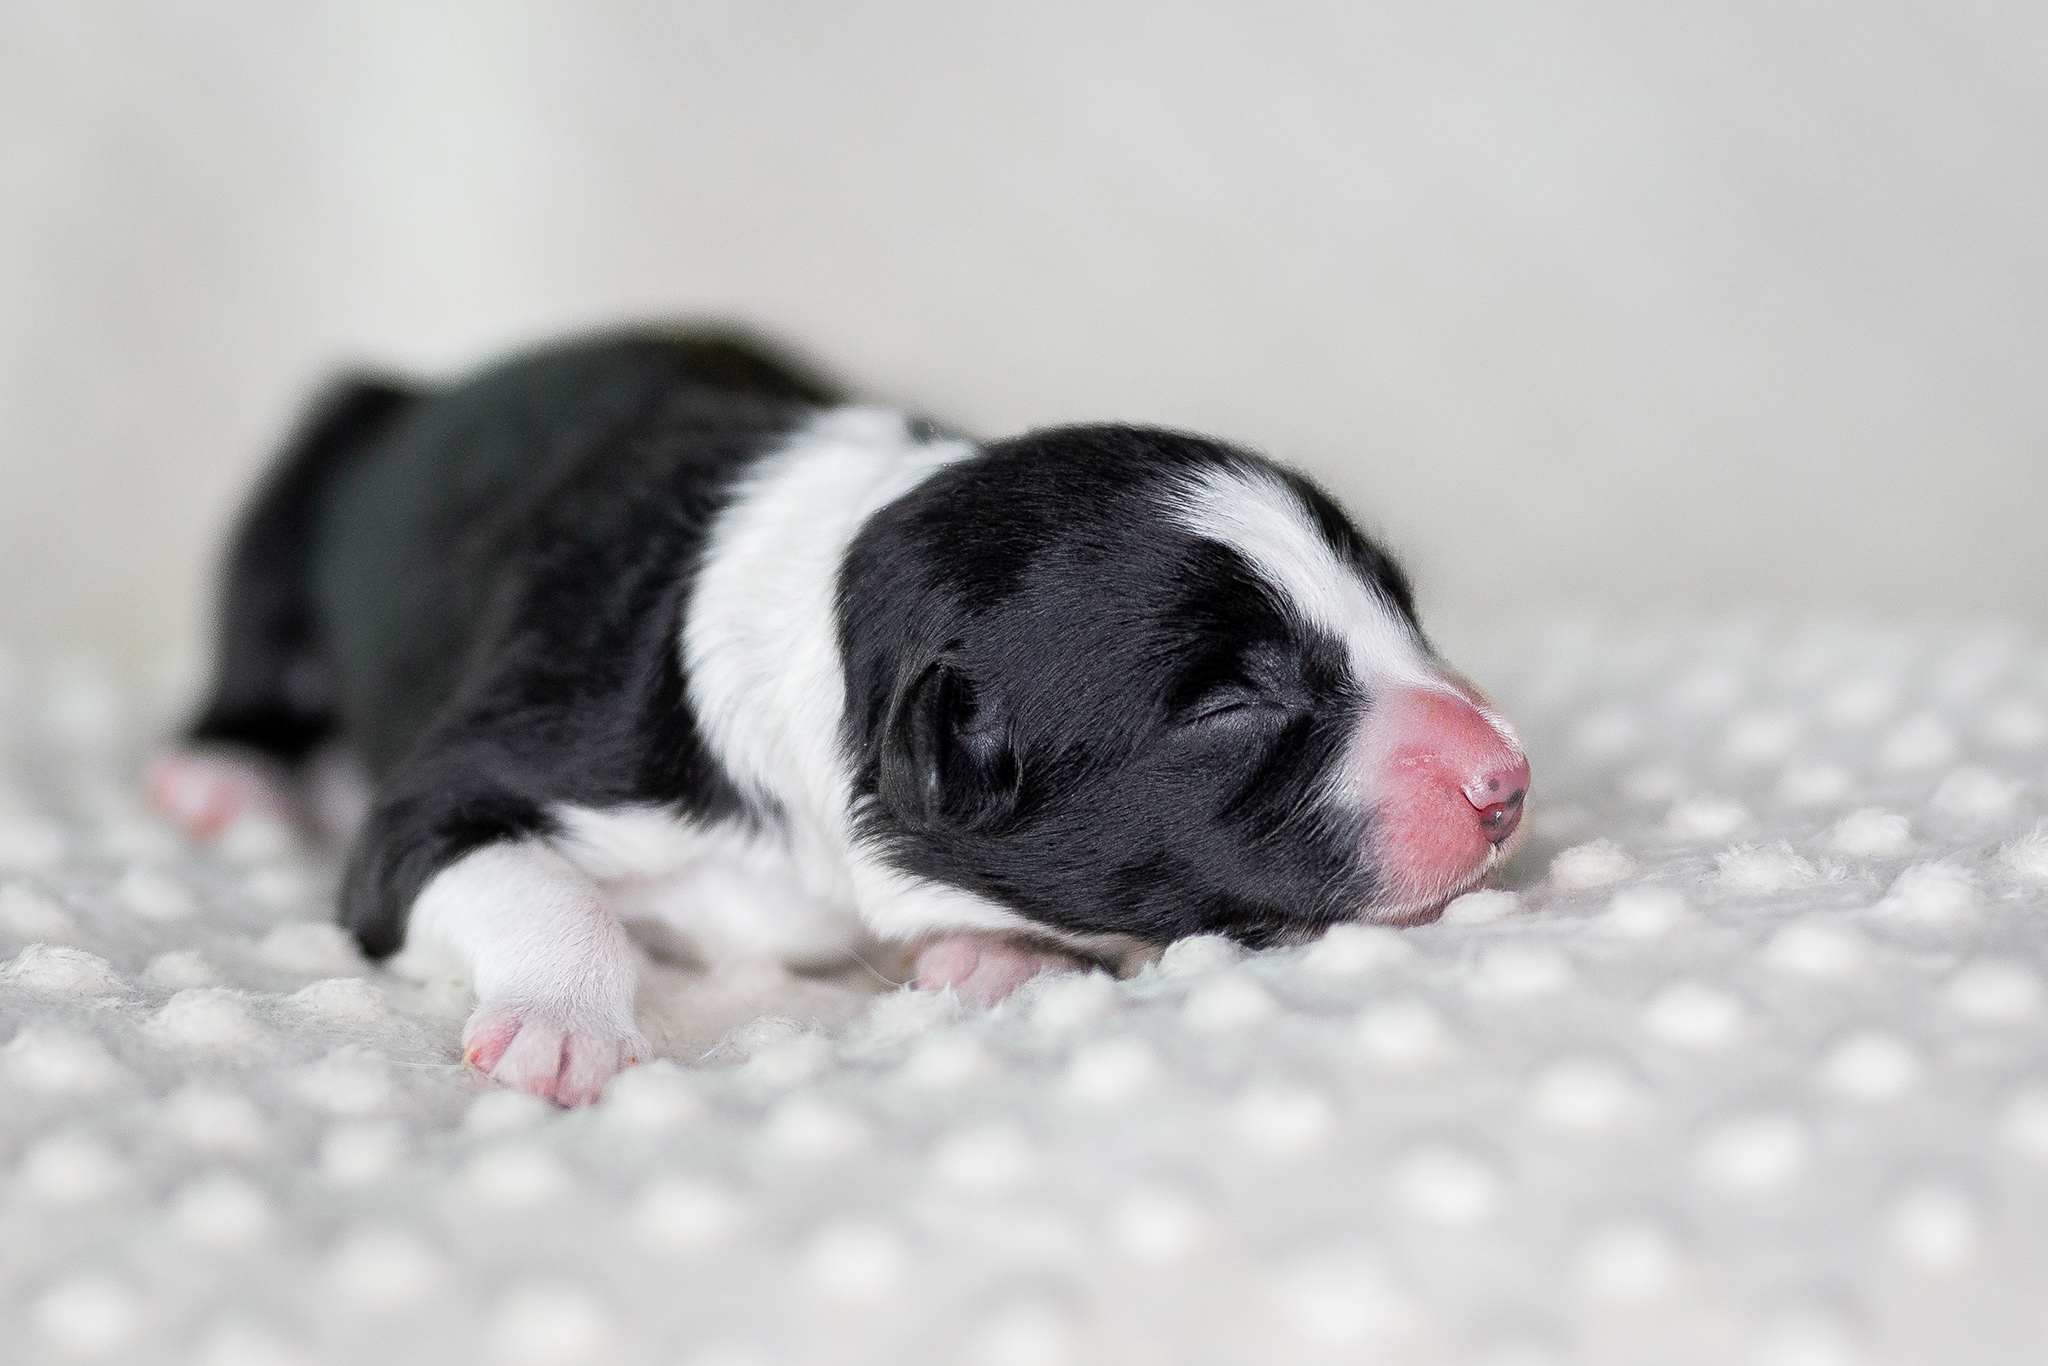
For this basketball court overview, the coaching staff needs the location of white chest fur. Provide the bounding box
[547,803,877,969]
[674,406,1051,952]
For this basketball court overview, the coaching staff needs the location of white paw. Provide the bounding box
[461,1001,648,1108]
[910,935,1093,1007]
[146,749,296,841]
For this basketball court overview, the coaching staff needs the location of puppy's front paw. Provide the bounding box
[461,1001,648,1107]
[910,935,1093,1007]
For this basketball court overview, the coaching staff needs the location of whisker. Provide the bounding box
[840,944,910,990]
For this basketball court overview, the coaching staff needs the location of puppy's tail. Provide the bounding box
[187,375,419,764]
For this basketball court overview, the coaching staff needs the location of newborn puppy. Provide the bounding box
[152,329,1529,1104]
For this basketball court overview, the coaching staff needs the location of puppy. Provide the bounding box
[152,329,1529,1105]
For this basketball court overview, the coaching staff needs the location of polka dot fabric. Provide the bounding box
[2,618,2046,1365]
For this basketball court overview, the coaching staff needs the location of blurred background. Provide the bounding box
[3,1,2043,672]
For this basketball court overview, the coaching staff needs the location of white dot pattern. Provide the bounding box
[0,620,2042,1361]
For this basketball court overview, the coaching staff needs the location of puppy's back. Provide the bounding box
[304,329,844,775]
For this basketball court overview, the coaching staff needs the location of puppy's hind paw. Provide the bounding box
[462,1001,648,1108]
[146,748,296,841]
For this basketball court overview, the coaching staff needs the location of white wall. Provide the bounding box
[4,1,2044,669]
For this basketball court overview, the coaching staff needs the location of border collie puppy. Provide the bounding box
[151,329,1529,1105]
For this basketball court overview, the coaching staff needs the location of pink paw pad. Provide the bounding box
[146,750,294,841]
[461,1002,646,1108]
[910,935,1092,1007]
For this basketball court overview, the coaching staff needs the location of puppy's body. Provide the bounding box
[162,329,1529,1103]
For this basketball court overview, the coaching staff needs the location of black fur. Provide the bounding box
[189,376,417,761]
[842,425,1420,948]
[192,329,839,957]
[189,328,1426,962]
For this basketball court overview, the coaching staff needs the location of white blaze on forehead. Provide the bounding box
[1167,463,1442,692]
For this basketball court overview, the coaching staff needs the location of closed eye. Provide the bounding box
[1171,640,1315,731]
[1182,687,1296,728]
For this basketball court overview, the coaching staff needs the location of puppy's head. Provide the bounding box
[841,425,1527,948]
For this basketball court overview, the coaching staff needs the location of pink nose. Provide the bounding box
[1462,753,1531,846]
[1350,684,1531,912]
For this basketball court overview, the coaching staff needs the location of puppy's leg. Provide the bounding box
[160,381,417,840]
[410,840,648,1106]
[910,934,1093,1007]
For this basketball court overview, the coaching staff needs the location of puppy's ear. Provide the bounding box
[877,658,1019,831]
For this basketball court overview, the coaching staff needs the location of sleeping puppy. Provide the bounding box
[150,329,1530,1105]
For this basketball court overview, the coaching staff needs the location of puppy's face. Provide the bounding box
[842,426,1527,948]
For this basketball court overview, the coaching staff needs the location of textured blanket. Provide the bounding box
[2,618,2045,1366]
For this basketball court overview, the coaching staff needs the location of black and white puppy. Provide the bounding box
[152,329,1530,1105]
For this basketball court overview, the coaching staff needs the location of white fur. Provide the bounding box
[682,407,1050,947]
[548,803,877,968]
[1167,463,1444,693]
[685,409,947,835]
[408,841,640,1036]
[545,800,1146,976]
